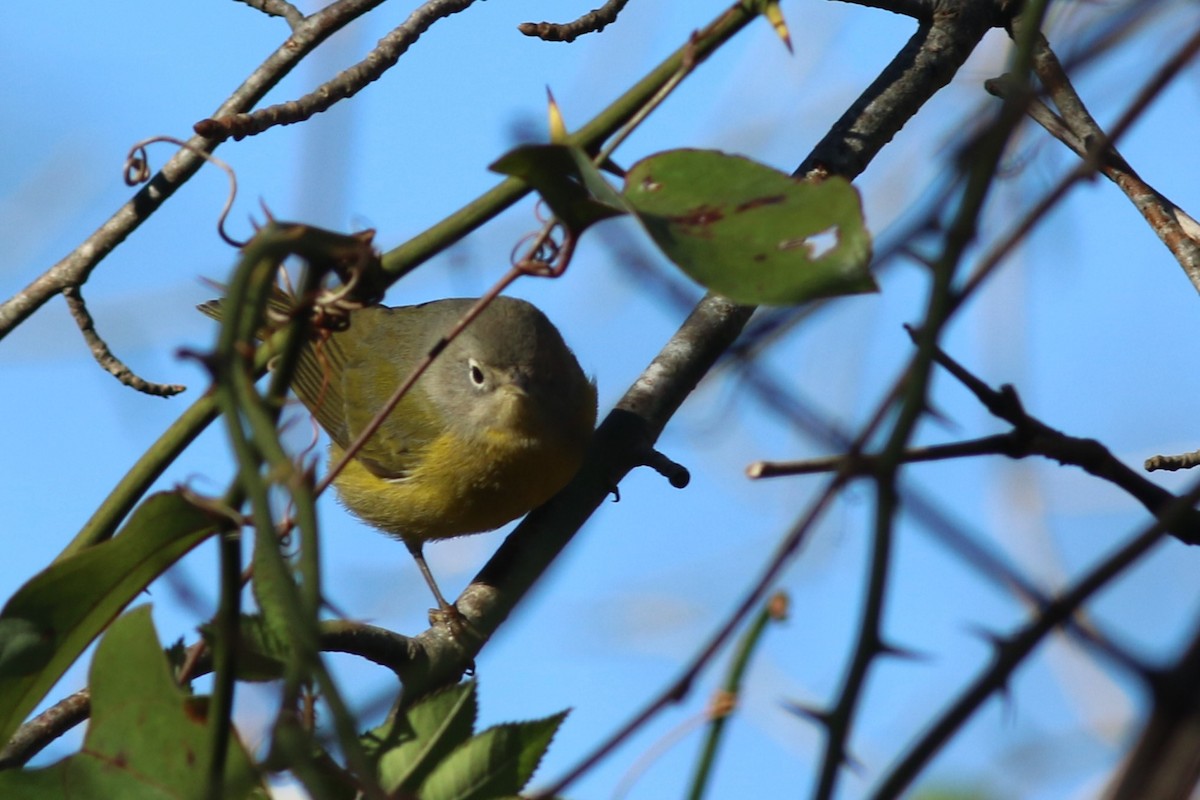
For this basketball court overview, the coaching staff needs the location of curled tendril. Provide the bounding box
[124,136,246,248]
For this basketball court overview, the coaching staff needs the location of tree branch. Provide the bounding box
[923,332,1200,546]
[1103,613,1200,800]
[985,33,1200,293]
[0,0,388,342]
[63,285,186,397]
[870,480,1200,799]
[195,0,483,142]
[518,0,633,42]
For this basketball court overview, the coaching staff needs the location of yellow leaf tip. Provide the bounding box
[546,87,568,143]
[764,2,793,53]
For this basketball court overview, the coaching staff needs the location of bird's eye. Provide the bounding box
[468,359,486,387]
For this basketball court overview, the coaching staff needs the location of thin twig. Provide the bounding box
[195,0,482,141]
[813,2,1045,793]
[921,331,1200,546]
[986,33,1200,293]
[62,285,186,397]
[1146,449,1200,473]
[870,479,1200,799]
[518,0,632,42]
[685,593,788,800]
[748,434,1017,478]
[0,690,90,770]
[955,26,1200,314]
[0,0,388,341]
[235,0,305,28]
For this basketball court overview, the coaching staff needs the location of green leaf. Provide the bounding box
[0,492,219,745]
[490,144,627,234]
[418,711,567,800]
[622,149,876,305]
[199,614,290,682]
[0,606,263,799]
[373,680,478,793]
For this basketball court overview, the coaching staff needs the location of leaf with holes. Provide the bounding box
[623,149,875,305]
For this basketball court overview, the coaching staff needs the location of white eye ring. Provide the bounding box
[468,359,486,387]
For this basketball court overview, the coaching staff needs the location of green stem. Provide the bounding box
[686,593,785,800]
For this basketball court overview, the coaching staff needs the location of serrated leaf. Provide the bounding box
[622,149,875,305]
[0,606,262,799]
[373,680,478,793]
[0,491,219,745]
[418,711,567,800]
[490,144,627,234]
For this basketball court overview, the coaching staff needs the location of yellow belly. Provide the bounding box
[328,428,583,543]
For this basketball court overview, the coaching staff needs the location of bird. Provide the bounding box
[200,294,597,623]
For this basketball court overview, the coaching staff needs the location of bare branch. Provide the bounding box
[63,286,186,397]
[1147,449,1200,473]
[518,0,632,43]
[1103,615,1200,800]
[796,0,1015,180]
[235,0,305,28]
[195,0,483,142]
[921,330,1200,546]
[985,33,1200,293]
[747,434,1018,478]
[0,0,388,342]
[0,690,90,770]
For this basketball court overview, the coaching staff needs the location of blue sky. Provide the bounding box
[4,1,1200,798]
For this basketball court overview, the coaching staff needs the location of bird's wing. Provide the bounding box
[334,307,441,481]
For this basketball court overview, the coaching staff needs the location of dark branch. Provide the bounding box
[518,0,632,42]
[1103,615,1200,799]
[63,285,186,397]
[920,330,1200,546]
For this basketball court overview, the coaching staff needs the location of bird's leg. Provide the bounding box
[405,540,466,633]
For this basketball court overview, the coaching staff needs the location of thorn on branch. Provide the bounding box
[518,0,632,43]
[63,285,187,397]
[914,330,1200,546]
[781,700,830,728]
[877,640,927,662]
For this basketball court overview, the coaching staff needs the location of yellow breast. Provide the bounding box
[328,425,585,542]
